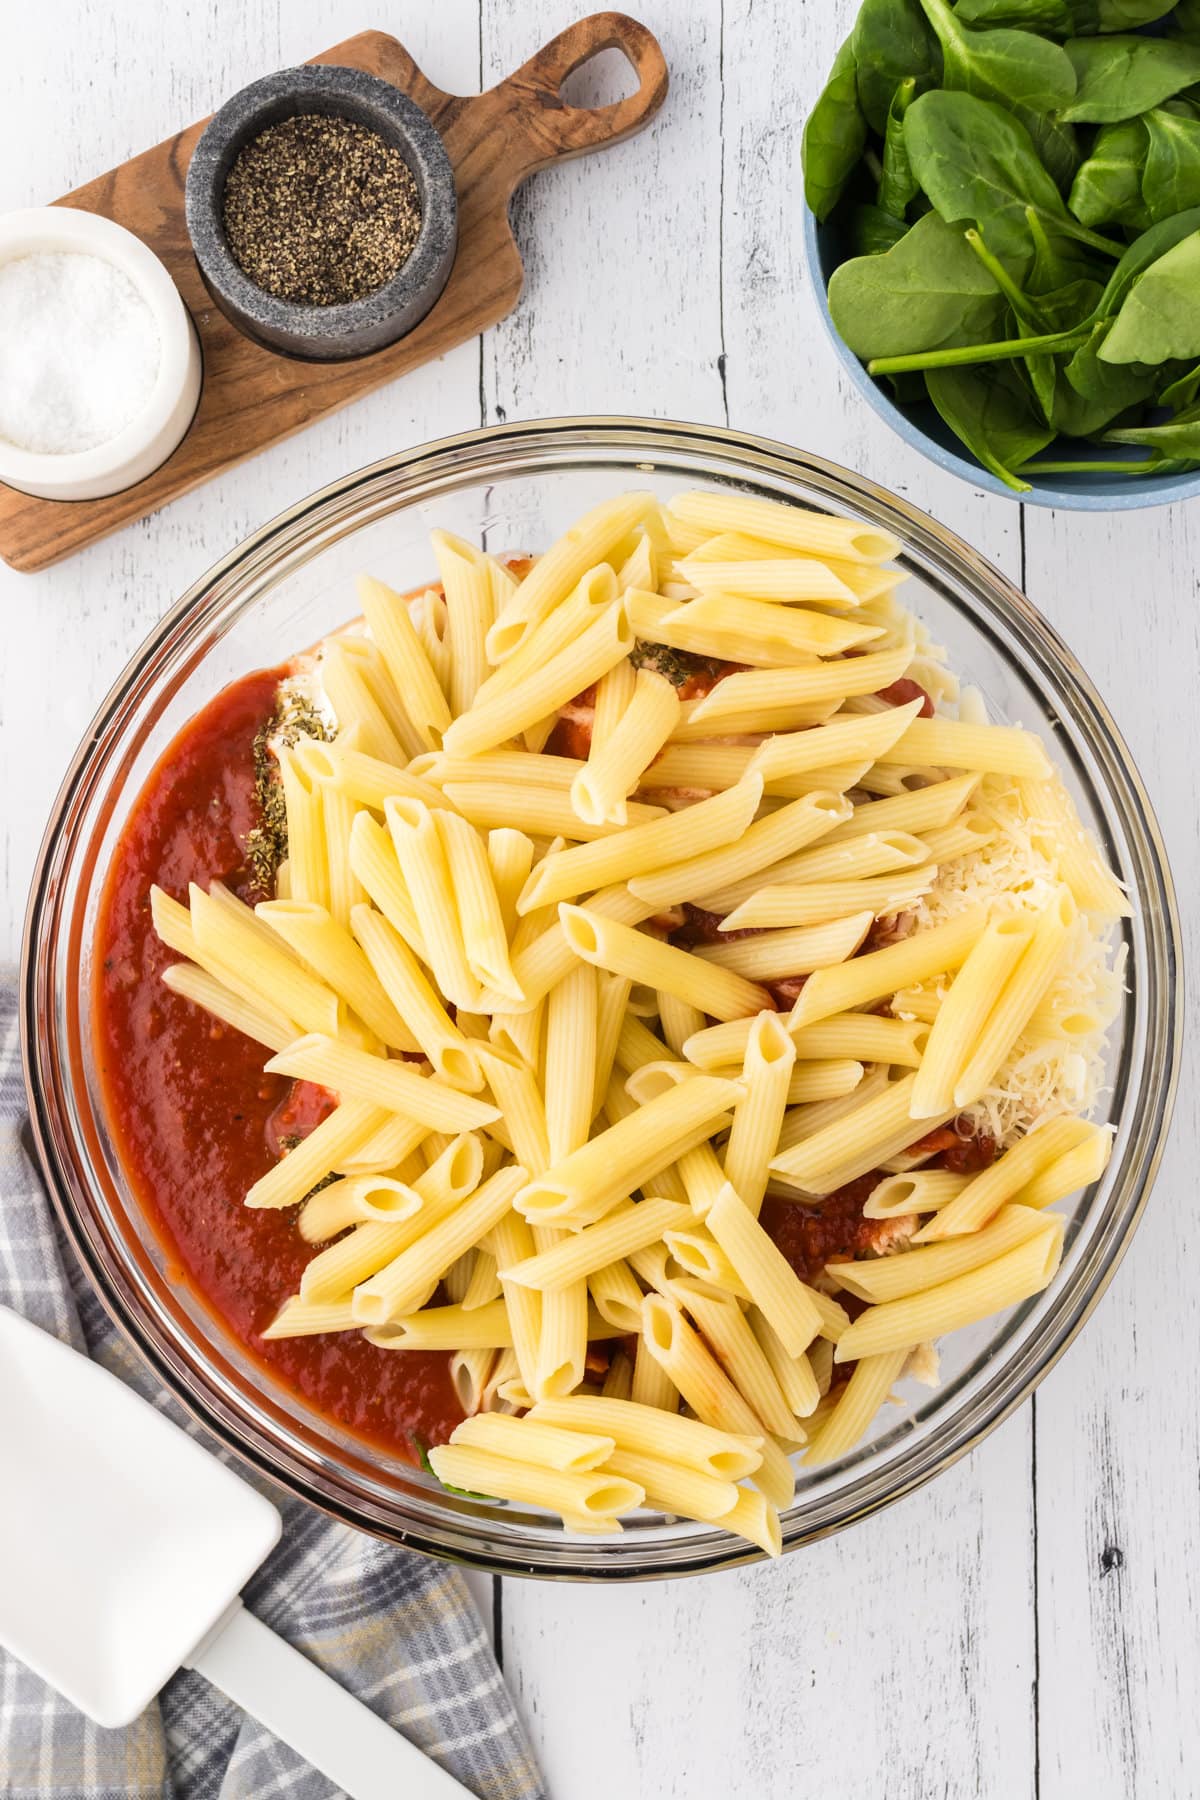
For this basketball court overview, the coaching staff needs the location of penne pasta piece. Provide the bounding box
[503,1199,689,1293]
[667,493,900,563]
[720,1487,784,1558]
[588,1258,647,1334]
[1020,777,1131,917]
[628,791,852,910]
[426,1445,644,1520]
[320,635,410,764]
[656,993,705,1061]
[683,1010,926,1072]
[275,743,330,908]
[350,903,482,1090]
[749,1311,821,1420]
[244,1100,391,1209]
[876,717,1052,779]
[909,913,1037,1118]
[347,812,428,962]
[746,699,923,784]
[430,530,497,716]
[357,573,452,746]
[687,647,914,726]
[915,1114,1096,1242]
[561,906,771,1023]
[531,1226,590,1400]
[863,1170,971,1220]
[261,1297,359,1339]
[444,782,665,841]
[518,774,763,914]
[572,667,680,827]
[833,1224,1064,1362]
[386,797,480,1010]
[462,1248,502,1311]
[450,1412,616,1471]
[488,828,536,938]
[492,1208,542,1396]
[516,1074,742,1224]
[719,870,935,932]
[446,594,634,759]
[706,1185,822,1356]
[723,1011,796,1218]
[786,1060,864,1104]
[543,961,598,1163]
[294,735,450,817]
[788,907,989,1029]
[450,1346,495,1414]
[672,1142,727,1217]
[671,1278,799,1438]
[1015,1123,1114,1212]
[630,588,880,656]
[436,809,522,1001]
[823,775,980,844]
[675,557,858,603]
[160,961,294,1054]
[424,750,583,791]
[631,1334,680,1412]
[353,1166,527,1324]
[699,830,930,914]
[298,1172,423,1244]
[953,889,1076,1109]
[265,1033,500,1132]
[770,1071,953,1194]
[367,1299,514,1351]
[835,1203,1054,1303]
[485,491,654,663]
[694,912,874,981]
[255,899,418,1051]
[603,1447,739,1523]
[803,1350,908,1464]
[189,882,341,1036]
[529,1391,762,1485]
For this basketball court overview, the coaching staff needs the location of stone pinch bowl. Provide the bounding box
[184,64,457,362]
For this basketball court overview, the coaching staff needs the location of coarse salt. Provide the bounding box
[0,251,160,455]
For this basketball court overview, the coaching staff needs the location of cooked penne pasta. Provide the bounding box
[705,1185,822,1357]
[693,911,873,980]
[687,647,915,725]
[803,1350,908,1465]
[833,1224,1064,1362]
[667,491,900,562]
[501,1199,689,1291]
[485,491,654,664]
[436,809,522,1001]
[788,906,989,1029]
[909,913,1036,1118]
[915,1114,1096,1242]
[629,790,852,910]
[572,667,679,826]
[952,889,1076,1108]
[723,1011,796,1218]
[357,573,453,748]
[863,1170,971,1220]
[160,961,294,1054]
[561,906,771,1022]
[518,774,763,914]
[350,903,482,1090]
[719,870,935,931]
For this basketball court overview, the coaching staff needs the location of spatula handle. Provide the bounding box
[188,1601,471,1800]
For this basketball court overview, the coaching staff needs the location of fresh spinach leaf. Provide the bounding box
[917,0,1078,114]
[879,78,920,218]
[1100,229,1200,362]
[828,211,1010,359]
[1026,208,1103,292]
[1069,120,1151,229]
[925,362,1055,487]
[1104,399,1200,455]
[953,0,1176,32]
[1143,106,1200,221]
[1058,317,1162,431]
[852,0,942,135]
[851,203,911,255]
[954,0,1075,28]
[1158,361,1200,408]
[1019,107,1082,193]
[1172,0,1200,32]
[803,37,869,222]
[1061,36,1200,124]
[903,89,1118,262]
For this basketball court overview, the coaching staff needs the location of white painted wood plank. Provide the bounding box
[1022,502,1200,1800]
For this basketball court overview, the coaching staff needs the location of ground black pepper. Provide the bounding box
[222,113,422,305]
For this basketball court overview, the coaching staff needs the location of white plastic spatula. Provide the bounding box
[0,1306,470,1799]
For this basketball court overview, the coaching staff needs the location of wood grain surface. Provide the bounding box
[0,12,667,572]
[2,3,1196,1796]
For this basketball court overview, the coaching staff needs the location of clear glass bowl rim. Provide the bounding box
[20,415,1183,1580]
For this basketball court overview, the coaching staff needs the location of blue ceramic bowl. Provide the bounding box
[804,207,1200,512]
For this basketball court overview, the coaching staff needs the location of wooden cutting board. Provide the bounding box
[0,13,668,572]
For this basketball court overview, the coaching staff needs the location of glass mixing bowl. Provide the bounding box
[21,418,1181,1579]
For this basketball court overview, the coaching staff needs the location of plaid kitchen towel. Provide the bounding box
[0,977,545,1800]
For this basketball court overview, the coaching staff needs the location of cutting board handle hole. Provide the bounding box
[559,47,639,110]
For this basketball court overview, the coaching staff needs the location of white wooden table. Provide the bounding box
[3,5,1197,1795]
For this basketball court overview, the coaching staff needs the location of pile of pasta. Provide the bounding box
[150,488,1128,1558]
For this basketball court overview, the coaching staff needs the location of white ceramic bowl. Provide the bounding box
[0,208,201,501]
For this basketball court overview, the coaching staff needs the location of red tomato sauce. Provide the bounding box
[92,668,462,1463]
